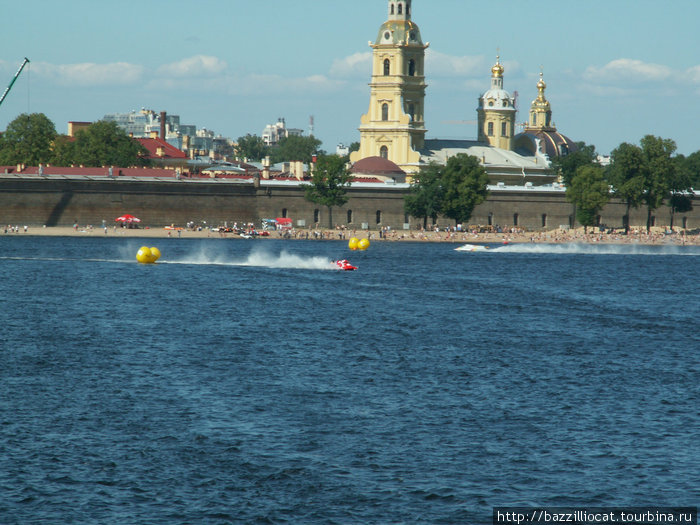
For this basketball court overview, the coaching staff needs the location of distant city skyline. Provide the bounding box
[2,0,700,155]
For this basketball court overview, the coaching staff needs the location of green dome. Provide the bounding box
[375,20,423,46]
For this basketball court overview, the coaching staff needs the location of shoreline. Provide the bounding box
[3,225,698,246]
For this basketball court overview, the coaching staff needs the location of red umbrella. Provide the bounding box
[115,214,141,223]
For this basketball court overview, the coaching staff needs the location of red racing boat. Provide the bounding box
[333,259,357,271]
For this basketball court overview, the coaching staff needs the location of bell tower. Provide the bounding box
[350,0,428,174]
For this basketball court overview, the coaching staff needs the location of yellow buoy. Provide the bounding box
[136,246,155,264]
[358,238,370,250]
[348,237,359,250]
[149,247,161,262]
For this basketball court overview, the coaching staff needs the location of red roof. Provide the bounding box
[350,156,405,176]
[135,137,187,159]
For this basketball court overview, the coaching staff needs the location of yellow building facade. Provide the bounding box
[349,0,428,175]
[477,57,517,151]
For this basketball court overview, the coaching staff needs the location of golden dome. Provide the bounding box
[491,56,504,78]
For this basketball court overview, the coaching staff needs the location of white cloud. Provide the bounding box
[330,52,371,78]
[426,50,485,77]
[156,55,227,78]
[226,73,345,96]
[687,65,700,84]
[584,58,672,84]
[34,61,144,86]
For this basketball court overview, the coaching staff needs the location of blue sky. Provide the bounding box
[2,0,700,155]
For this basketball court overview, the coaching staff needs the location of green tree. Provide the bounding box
[270,135,322,164]
[404,162,444,229]
[608,142,645,233]
[682,150,700,188]
[639,135,676,232]
[566,165,610,233]
[551,141,597,186]
[304,154,353,228]
[234,134,268,161]
[69,121,149,167]
[440,153,489,226]
[0,113,57,166]
[50,135,76,166]
[668,155,694,229]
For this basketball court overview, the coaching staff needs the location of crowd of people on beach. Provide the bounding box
[261,223,699,246]
[3,221,698,246]
[4,225,28,234]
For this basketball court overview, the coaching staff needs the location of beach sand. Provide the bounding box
[3,224,698,246]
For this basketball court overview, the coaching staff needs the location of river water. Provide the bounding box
[1,237,698,524]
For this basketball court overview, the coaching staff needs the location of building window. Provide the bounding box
[376,210,382,224]
[408,59,416,76]
[623,215,629,230]
[398,3,402,15]
[380,146,388,159]
[513,213,519,227]
[487,122,494,137]
[408,103,415,121]
[383,59,390,76]
[390,3,394,15]
[382,103,389,121]
[532,115,537,126]
[501,122,507,137]
[488,212,493,226]
[314,209,320,223]
[542,214,547,228]
[347,210,353,224]
[282,208,288,218]
[650,215,656,227]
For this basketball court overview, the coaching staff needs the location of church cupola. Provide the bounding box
[477,56,516,150]
[528,71,553,129]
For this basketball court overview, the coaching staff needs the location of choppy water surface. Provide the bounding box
[1,237,698,524]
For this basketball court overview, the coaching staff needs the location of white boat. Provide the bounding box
[455,244,489,252]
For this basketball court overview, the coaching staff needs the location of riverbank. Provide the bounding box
[3,224,698,246]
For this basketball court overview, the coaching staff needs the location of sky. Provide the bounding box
[2,0,700,156]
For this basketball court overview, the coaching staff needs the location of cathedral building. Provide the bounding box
[351,0,577,185]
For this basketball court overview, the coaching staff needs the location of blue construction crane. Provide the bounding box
[0,57,30,108]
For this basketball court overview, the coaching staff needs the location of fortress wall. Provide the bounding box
[0,177,697,231]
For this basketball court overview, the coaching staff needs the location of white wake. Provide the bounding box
[489,243,699,256]
[166,246,335,270]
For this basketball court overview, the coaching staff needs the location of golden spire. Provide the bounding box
[537,70,547,101]
[491,55,504,78]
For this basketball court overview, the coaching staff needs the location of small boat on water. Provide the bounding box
[333,259,357,271]
[455,244,489,252]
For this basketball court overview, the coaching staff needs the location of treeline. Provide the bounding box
[0,113,150,168]
[553,136,698,232]
[406,136,699,231]
[234,133,358,164]
[0,113,349,168]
